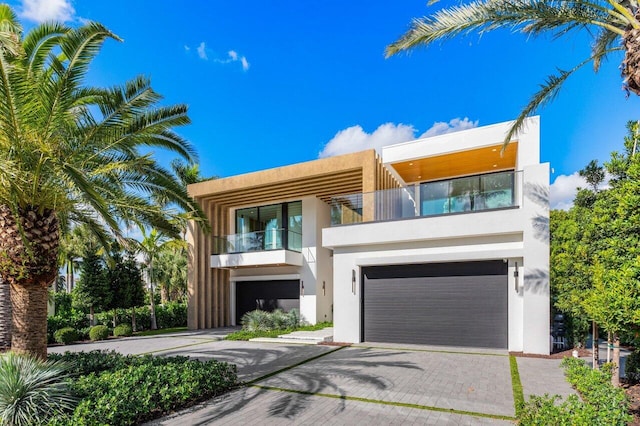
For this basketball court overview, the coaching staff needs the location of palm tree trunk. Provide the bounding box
[10,279,49,359]
[0,205,59,360]
[131,307,137,332]
[149,261,157,330]
[0,278,11,349]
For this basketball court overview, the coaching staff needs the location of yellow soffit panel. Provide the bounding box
[390,142,518,183]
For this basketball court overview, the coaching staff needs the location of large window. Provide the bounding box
[233,201,302,252]
[420,171,515,216]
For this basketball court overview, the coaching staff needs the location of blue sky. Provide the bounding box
[9,0,640,209]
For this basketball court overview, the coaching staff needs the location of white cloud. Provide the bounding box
[197,42,208,60]
[550,172,586,210]
[20,0,75,22]
[549,171,610,210]
[319,123,416,158]
[419,117,478,138]
[318,118,479,158]
[187,45,249,71]
[240,56,250,71]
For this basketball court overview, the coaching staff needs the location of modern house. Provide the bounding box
[187,117,550,354]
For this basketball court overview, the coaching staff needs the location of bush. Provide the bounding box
[53,327,78,345]
[0,352,77,425]
[47,351,237,425]
[626,349,640,383]
[240,309,302,332]
[88,326,109,341]
[113,324,132,337]
[93,302,187,331]
[518,357,631,425]
[47,310,89,344]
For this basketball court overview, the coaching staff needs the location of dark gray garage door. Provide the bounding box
[362,261,508,349]
[236,280,300,324]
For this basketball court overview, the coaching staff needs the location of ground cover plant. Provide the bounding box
[47,350,237,425]
[518,357,631,425]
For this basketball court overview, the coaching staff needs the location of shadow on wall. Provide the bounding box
[524,182,550,244]
[523,268,549,295]
[178,347,422,424]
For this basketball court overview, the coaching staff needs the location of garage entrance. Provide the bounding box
[362,261,508,348]
[235,280,300,324]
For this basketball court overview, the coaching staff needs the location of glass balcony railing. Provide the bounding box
[212,229,302,255]
[330,170,521,225]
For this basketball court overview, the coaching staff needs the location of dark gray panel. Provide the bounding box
[236,280,300,324]
[363,264,508,349]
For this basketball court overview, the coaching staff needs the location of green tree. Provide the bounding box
[107,251,145,331]
[0,6,205,358]
[72,250,111,324]
[155,247,187,303]
[386,0,640,144]
[135,229,183,330]
[551,121,640,384]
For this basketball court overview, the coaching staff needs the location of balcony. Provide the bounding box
[211,229,303,268]
[330,170,521,225]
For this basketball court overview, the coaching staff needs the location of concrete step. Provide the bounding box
[249,337,321,345]
[249,327,334,345]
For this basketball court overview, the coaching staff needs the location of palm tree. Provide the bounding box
[386,0,640,144]
[0,6,205,359]
[135,228,185,330]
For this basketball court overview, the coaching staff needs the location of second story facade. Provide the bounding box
[188,117,550,355]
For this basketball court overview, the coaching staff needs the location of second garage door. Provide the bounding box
[362,261,508,349]
[236,280,300,324]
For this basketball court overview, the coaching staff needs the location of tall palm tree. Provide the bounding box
[386,0,640,144]
[0,6,205,359]
[135,228,185,330]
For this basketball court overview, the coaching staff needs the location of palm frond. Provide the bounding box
[386,0,626,57]
[502,54,596,146]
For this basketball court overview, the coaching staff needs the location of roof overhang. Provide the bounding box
[388,142,518,183]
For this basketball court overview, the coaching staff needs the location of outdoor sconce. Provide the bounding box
[322,281,326,296]
[514,261,519,292]
[352,269,356,294]
[301,281,304,296]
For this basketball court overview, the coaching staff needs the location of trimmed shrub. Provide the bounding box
[625,349,640,383]
[88,325,109,341]
[47,351,237,425]
[53,327,78,345]
[518,357,631,425]
[113,324,132,337]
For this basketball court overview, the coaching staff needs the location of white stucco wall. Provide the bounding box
[325,118,550,354]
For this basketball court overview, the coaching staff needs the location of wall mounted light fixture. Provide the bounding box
[301,281,304,296]
[322,281,326,296]
[352,270,356,294]
[514,261,519,292]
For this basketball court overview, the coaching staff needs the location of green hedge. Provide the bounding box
[48,302,187,344]
[47,310,89,343]
[48,351,237,425]
[94,301,187,330]
[518,357,631,425]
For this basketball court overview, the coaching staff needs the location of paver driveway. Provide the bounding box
[151,343,529,425]
[50,331,575,425]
